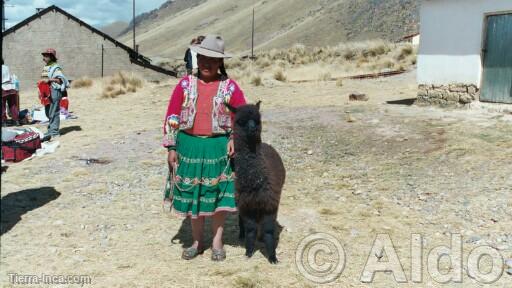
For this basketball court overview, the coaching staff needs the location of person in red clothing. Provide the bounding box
[163,35,246,261]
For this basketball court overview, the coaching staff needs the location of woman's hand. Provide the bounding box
[168,150,178,171]
[227,139,235,157]
[46,78,62,84]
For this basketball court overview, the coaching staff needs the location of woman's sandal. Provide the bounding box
[182,247,201,260]
[211,248,226,262]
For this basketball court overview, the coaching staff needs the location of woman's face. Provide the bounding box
[43,55,51,64]
[197,54,222,80]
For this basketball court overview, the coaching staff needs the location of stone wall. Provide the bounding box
[2,10,168,92]
[417,84,480,106]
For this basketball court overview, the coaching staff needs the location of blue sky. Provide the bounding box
[4,0,168,28]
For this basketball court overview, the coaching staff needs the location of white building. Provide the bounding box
[402,33,421,46]
[417,0,512,105]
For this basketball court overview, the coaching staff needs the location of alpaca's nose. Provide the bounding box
[248,119,256,130]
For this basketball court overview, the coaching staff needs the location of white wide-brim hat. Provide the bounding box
[190,34,232,58]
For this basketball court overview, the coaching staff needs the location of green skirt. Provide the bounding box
[165,131,236,218]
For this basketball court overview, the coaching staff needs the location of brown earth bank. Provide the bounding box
[1,70,511,287]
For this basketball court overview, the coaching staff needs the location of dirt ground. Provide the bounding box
[1,71,511,287]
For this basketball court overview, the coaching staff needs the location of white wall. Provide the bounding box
[417,0,512,87]
[412,35,420,46]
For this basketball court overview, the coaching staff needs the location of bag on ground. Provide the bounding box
[1,131,41,162]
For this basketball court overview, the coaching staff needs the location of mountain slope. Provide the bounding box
[101,21,129,38]
[119,0,419,59]
[121,0,207,36]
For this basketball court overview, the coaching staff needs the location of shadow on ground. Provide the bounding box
[1,187,61,236]
[171,214,244,249]
[171,213,283,260]
[60,125,82,135]
[386,98,417,106]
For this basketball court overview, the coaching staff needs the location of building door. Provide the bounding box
[481,14,512,104]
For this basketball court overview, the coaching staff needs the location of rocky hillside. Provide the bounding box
[118,0,419,58]
[121,0,207,35]
[100,21,129,38]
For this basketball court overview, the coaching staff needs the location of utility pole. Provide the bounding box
[251,7,255,59]
[133,0,136,52]
[1,0,5,32]
[2,0,15,32]
[2,0,9,32]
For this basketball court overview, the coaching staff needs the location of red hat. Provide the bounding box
[42,48,57,60]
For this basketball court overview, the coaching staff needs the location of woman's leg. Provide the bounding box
[44,104,50,119]
[190,216,205,250]
[211,211,227,250]
[7,93,19,121]
[1,96,7,122]
[47,89,62,136]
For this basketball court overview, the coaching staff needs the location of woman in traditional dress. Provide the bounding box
[40,48,69,139]
[163,35,246,261]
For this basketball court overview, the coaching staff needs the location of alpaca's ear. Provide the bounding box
[255,100,262,111]
[225,103,237,113]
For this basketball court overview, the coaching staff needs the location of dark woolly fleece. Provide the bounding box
[229,102,286,264]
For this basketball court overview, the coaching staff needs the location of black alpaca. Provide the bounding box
[228,101,286,264]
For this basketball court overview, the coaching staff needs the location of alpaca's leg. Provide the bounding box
[238,214,245,240]
[244,216,257,258]
[262,214,278,264]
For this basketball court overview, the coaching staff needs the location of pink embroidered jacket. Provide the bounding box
[163,75,246,148]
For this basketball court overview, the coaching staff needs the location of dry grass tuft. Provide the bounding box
[255,56,272,68]
[397,45,414,61]
[320,208,338,215]
[110,72,143,89]
[72,77,93,89]
[252,40,416,75]
[225,58,247,70]
[102,87,126,99]
[250,75,262,86]
[232,275,262,288]
[157,40,417,83]
[364,42,391,58]
[273,69,287,82]
[396,64,406,71]
[343,49,357,61]
[160,40,418,83]
[102,72,143,99]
